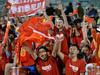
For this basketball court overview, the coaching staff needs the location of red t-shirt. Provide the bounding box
[20,50,35,66]
[61,37,69,55]
[76,29,83,47]
[0,52,8,73]
[64,27,70,41]
[37,56,60,75]
[0,60,5,75]
[0,30,3,41]
[0,57,6,71]
[63,55,86,75]
[71,29,83,47]
[90,39,97,51]
[53,26,69,55]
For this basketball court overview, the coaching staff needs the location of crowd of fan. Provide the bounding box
[0,1,100,75]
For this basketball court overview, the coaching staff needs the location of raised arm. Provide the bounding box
[58,1,69,29]
[42,9,54,29]
[52,36,59,57]
[27,48,38,60]
[2,21,11,45]
[53,34,65,60]
[57,40,64,61]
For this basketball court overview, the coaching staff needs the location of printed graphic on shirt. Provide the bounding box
[20,48,26,57]
[70,64,79,72]
[42,64,52,71]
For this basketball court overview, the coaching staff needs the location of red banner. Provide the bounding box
[8,0,45,17]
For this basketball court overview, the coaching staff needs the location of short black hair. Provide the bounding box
[69,2,72,6]
[70,44,79,50]
[38,46,48,52]
[82,45,90,51]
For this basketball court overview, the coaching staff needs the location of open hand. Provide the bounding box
[55,34,64,43]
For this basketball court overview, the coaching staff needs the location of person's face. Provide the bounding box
[80,39,89,48]
[82,47,89,55]
[69,46,79,57]
[56,20,63,29]
[6,6,11,9]
[38,48,48,61]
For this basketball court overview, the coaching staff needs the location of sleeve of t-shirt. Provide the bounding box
[79,59,86,73]
[61,37,68,55]
[63,55,69,64]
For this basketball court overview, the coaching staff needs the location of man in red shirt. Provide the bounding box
[53,18,69,55]
[36,38,60,75]
[57,37,86,75]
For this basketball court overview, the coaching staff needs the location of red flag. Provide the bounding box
[15,16,53,65]
[18,17,43,34]
[91,29,97,41]
[18,17,52,47]
[0,21,10,55]
[96,33,100,58]
[70,9,78,16]
[92,33,100,65]
[19,17,51,35]
[2,21,10,45]
[15,40,20,65]
[73,9,78,15]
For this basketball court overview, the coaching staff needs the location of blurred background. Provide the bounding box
[0,0,100,16]
[46,0,100,8]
